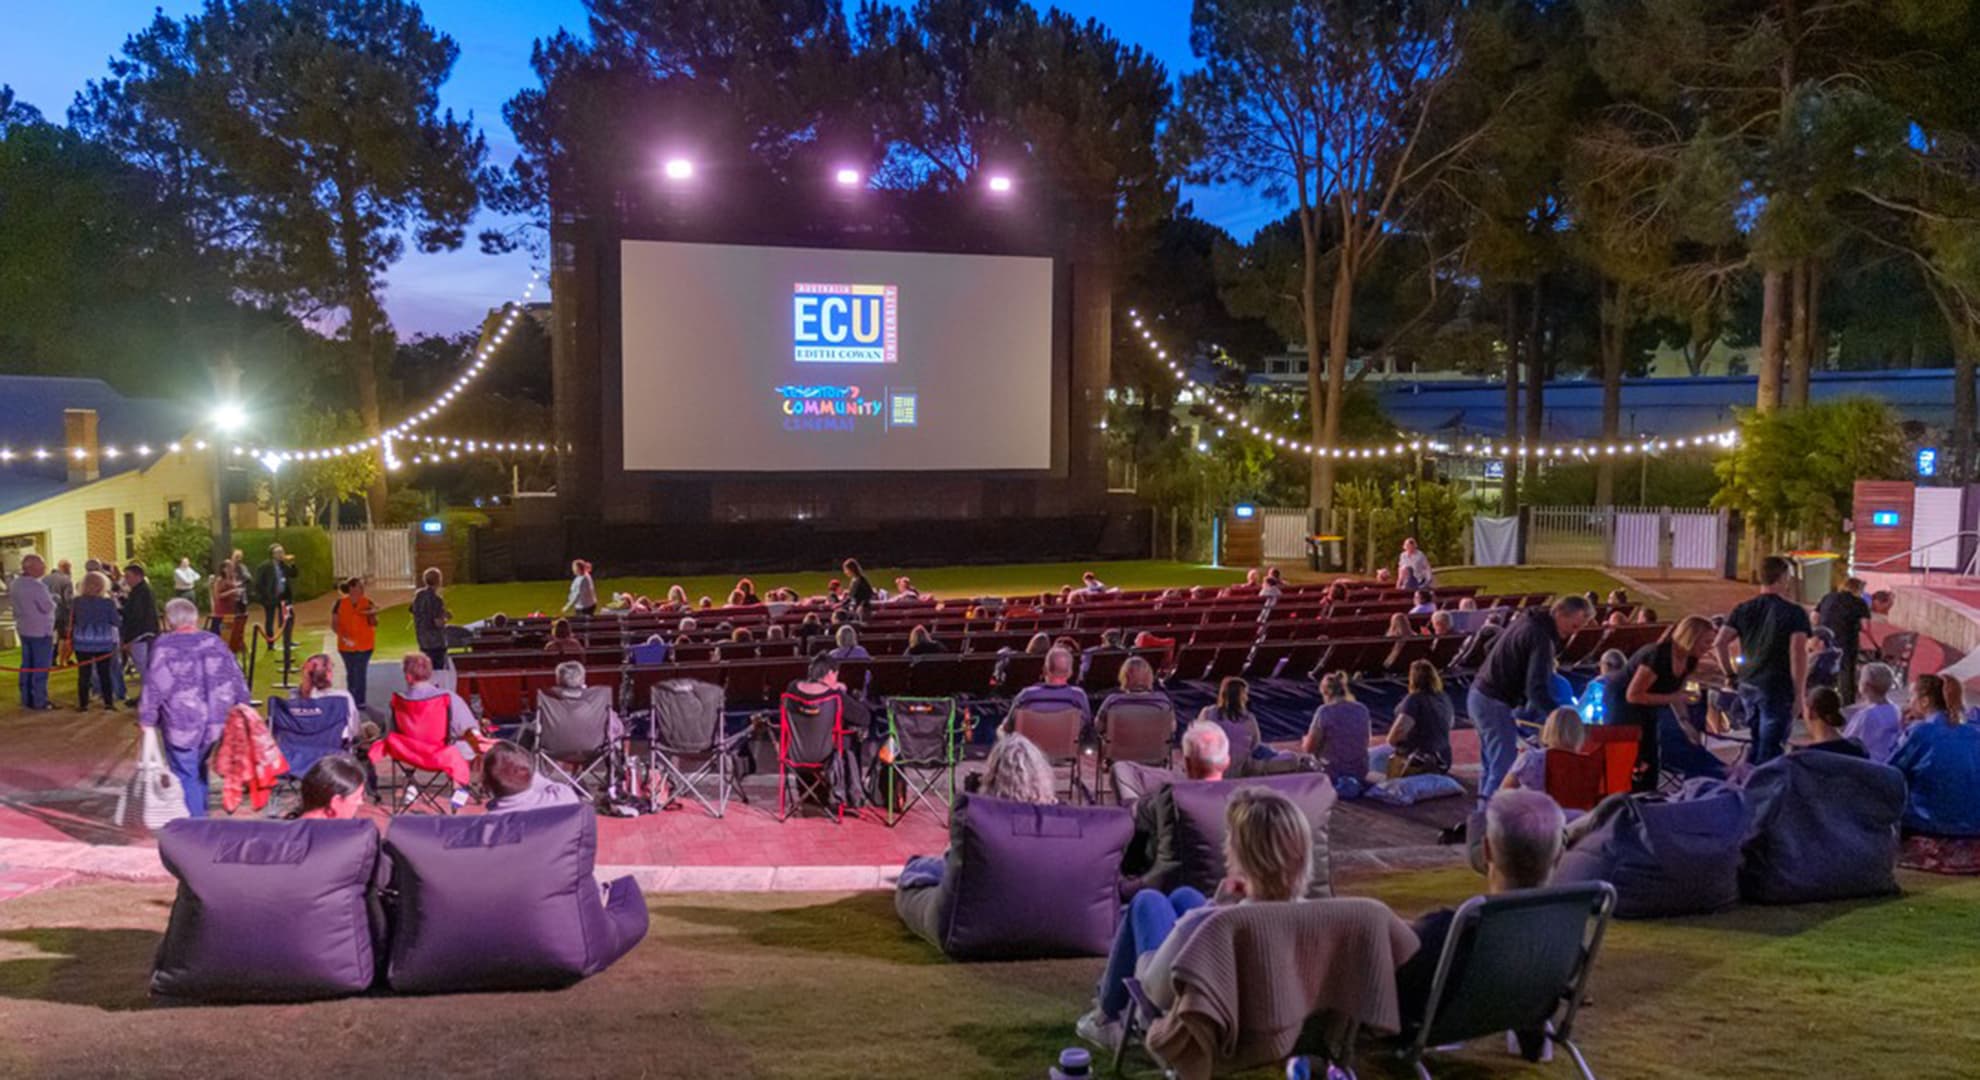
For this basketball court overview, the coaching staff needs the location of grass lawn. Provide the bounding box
[1,868,1976,1078]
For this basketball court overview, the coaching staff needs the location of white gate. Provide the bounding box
[1669,510,1727,571]
[1612,512,1663,569]
[332,527,415,589]
[1259,508,1312,562]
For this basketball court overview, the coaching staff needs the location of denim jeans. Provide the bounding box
[1097,886,1209,1019]
[16,636,51,708]
[341,650,373,711]
[1740,683,1796,766]
[1467,686,1519,806]
[163,740,212,818]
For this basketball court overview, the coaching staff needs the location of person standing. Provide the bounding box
[841,558,875,621]
[411,567,451,673]
[1608,615,1714,792]
[137,598,249,817]
[70,571,122,711]
[120,564,160,697]
[1467,595,1594,806]
[1815,576,1872,705]
[171,557,201,602]
[331,577,378,712]
[1714,555,1812,766]
[44,559,74,666]
[9,554,55,710]
[252,544,295,645]
[1397,537,1435,591]
[207,553,245,639]
[564,559,597,617]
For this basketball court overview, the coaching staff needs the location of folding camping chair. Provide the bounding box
[1395,882,1617,1080]
[1093,697,1176,804]
[650,678,744,817]
[369,693,471,815]
[1008,701,1092,804]
[525,686,626,802]
[266,693,352,786]
[882,696,965,827]
[778,691,849,823]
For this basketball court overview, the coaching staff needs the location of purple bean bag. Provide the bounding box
[383,803,648,993]
[1557,788,1747,918]
[1144,772,1337,899]
[1740,751,1905,904]
[931,794,1134,960]
[151,818,383,1002]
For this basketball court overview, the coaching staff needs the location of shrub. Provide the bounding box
[231,526,335,602]
[1332,478,1473,567]
[135,518,217,605]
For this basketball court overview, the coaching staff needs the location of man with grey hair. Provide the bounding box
[1468,595,1594,805]
[139,598,249,817]
[1011,645,1092,725]
[9,554,55,709]
[1397,789,1566,1028]
[1120,722,1233,885]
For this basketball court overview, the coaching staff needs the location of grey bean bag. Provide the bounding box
[151,818,383,1002]
[1557,787,1747,918]
[1740,752,1906,904]
[1142,772,1337,899]
[908,794,1134,960]
[383,802,648,993]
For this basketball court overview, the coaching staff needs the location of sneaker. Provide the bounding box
[1075,1008,1122,1054]
[402,785,420,806]
[449,788,472,810]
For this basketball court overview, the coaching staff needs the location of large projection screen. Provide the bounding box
[620,240,1055,472]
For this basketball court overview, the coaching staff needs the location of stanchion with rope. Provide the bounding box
[246,604,297,690]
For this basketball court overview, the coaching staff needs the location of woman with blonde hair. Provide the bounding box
[1499,707,1587,794]
[977,732,1058,805]
[1094,656,1176,752]
[1079,787,1314,1051]
[1610,614,1715,791]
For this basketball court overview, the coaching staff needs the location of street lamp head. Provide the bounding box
[663,157,694,181]
[211,403,247,433]
[987,174,1014,194]
[834,167,862,187]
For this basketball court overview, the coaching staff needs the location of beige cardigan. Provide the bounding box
[1145,897,1419,1079]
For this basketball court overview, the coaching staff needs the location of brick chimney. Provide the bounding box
[63,409,100,483]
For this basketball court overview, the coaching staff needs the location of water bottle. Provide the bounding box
[1049,1047,1092,1079]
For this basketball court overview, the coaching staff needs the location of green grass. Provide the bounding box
[2,869,1977,1077]
[1434,566,1628,602]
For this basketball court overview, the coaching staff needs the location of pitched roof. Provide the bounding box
[0,376,198,518]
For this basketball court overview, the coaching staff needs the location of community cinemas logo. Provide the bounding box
[775,385,884,431]
[792,282,898,364]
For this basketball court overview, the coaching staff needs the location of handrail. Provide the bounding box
[1857,530,1980,579]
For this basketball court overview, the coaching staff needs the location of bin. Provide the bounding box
[1789,552,1838,606]
[1307,534,1346,574]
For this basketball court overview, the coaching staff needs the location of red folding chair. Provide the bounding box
[370,693,471,815]
[777,691,849,823]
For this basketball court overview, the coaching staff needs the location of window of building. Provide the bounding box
[167,500,185,522]
[123,512,136,560]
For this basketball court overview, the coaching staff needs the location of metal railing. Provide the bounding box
[1857,531,1980,581]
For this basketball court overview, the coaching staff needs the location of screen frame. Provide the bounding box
[603,233,1069,481]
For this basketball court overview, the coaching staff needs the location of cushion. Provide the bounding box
[934,794,1134,960]
[1147,773,1337,899]
[1365,773,1466,807]
[151,818,382,1002]
[1557,788,1747,918]
[383,802,648,993]
[1740,752,1906,904]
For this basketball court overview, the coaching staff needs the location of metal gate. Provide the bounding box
[332,527,415,589]
[1528,506,1727,574]
[1259,508,1312,561]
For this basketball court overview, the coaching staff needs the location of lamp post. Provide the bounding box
[209,403,246,569]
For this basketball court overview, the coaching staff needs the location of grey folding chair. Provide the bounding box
[1397,882,1618,1080]
[1094,697,1176,803]
[526,686,625,801]
[1009,701,1092,804]
[649,678,744,817]
[883,696,965,827]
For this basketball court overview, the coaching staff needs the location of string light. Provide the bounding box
[1121,309,1740,459]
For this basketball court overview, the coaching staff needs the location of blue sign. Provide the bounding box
[420,519,445,535]
[1872,511,1901,527]
[1484,459,1505,481]
[1917,447,1939,478]
[1233,503,1256,519]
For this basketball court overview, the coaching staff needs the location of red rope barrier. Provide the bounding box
[0,650,122,675]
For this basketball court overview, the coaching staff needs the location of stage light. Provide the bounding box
[834,167,861,187]
[987,174,1014,194]
[663,157,694,181]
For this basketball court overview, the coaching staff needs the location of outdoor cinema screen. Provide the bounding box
[620,239,1055,472]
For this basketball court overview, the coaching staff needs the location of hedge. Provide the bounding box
[232,526,335,602]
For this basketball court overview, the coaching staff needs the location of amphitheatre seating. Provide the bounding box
[1740,752,1905,904]
[382,803,648,993]
[895,793,1135,960]
[1133,772,1338,899]
[1557,786,1747,918]
[152,818,384,1002]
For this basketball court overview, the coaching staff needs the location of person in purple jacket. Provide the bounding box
[138,598,250,817]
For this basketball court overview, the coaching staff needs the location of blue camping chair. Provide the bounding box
[268,694,353,779]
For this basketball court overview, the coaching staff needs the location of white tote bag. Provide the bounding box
[131,726,190,832]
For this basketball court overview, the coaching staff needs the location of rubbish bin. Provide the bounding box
[1307,534,1346,574]
[1789,552,1838,606]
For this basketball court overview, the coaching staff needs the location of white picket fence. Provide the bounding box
[331,527,415,589]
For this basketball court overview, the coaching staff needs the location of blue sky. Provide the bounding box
[2,1,1278,336]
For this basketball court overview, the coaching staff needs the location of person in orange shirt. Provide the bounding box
[331,577,379,711]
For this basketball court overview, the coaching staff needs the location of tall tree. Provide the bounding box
[77,0,485,515]
[1176,0,1491,510]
